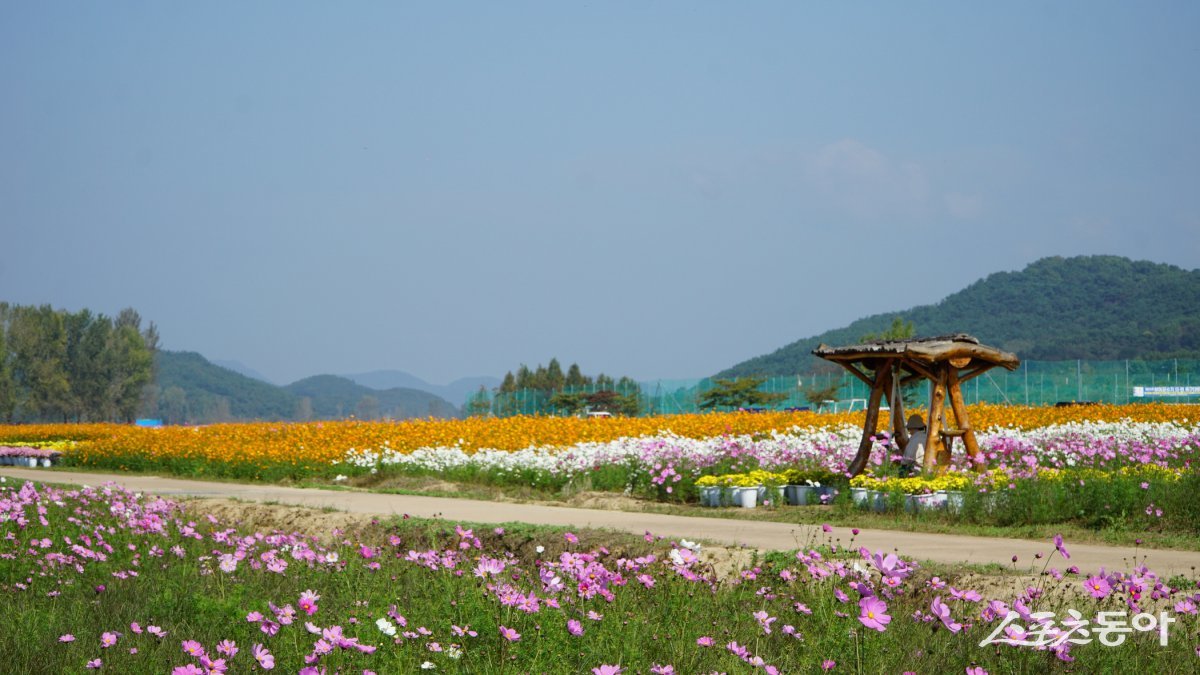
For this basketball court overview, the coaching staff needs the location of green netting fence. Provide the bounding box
[466,359,1200,417]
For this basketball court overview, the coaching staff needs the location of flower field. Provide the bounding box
[1,478,1197,673]
[2,404,1198,537]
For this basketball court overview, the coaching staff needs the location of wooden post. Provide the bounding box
[922,368,947,473]
[889,362,909,449]
[847,363,889,477]
[946,367,982,467]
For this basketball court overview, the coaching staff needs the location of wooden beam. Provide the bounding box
[847,365,890,477]
[899,358,939,383]
[958,363,997,384]
[946,367,983,467]
[922,369,948,473]
[888,361,909,448]
[839,362,875,387]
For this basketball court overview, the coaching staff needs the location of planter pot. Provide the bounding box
[941,490,964,513]
[868,490,889,512]
[904,492,946,513]
[26,457,39,468]
[733,486,759,508]
[849,487,869,507]
[784,485,813,505]
[697,486,723,507]
[40,458,53,468]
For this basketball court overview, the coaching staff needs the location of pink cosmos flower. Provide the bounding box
[821,660,836,671]
[650,666,675,675]
[130,623,142,634]
[217,640,238,657]
[592,666,623,675]
[1053,534,1070,560]
[858,596,891,632]
[753,610,777,634]
[567,619,584,636]
[252,643,274,669]
[1084,575,1112,599]
[298,590,321,616]
[147,625,166,638]
[565,532,579,544]
[499,625,521,642]
[181,640,205,657]
[931,596,962,633]
[965,668,988,675]
[172,665,203,675]
[86,659,102,670]
[696,636,714,647]
[59,634,75,643]
[100,632,119,648]
[1173,599,1197,615]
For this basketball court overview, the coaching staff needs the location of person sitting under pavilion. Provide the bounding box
[900,414,927,476]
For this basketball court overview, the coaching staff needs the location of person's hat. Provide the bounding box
[906,414,926,430]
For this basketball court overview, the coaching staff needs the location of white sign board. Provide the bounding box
[1132,386,1200,398]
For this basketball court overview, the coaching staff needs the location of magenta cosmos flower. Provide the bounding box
[1053,534,1070,560]
[592,666,623,675]
[1084,575,1112,599]
[930,596,962,633]
[298,590,320,616]
[858,596,891,632]
[499,625,521,642]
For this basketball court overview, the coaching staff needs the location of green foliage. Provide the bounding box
[859,316,916,342]
[465,385,493,417]
[493,358,643,416]
[718,255,1200,377]
[0,303,156,422]
[698,377,787,410]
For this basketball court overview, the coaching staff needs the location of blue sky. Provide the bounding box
[3,2,1198,385]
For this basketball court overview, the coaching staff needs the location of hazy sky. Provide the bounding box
[3,2,1198,385]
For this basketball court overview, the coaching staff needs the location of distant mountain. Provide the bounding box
[717,255,1200,378]
[285,375,460,420]
[211,359,275,384]
[154,351,459,423]
[156,351,297,421]
[345,370,501,407]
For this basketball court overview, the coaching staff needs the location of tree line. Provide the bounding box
[0,303,158,423]
[469,358,642,416]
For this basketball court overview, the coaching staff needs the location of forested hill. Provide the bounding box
[284,375,460,421]
[717,256,1200,378]
[155,351,460,423]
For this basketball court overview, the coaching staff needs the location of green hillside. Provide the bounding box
[156,351,296,422]
[717,256,1200,378]
[284,375,460,420]
[154,351,459,423]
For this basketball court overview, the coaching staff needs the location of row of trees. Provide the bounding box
[0,303,158,423]
[471,358,642,417]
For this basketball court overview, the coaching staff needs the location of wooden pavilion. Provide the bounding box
[812,334,1019,477]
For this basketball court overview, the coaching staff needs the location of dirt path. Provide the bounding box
[4,468,1198,576]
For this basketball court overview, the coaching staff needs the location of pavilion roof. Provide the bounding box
[812,333,1020,370]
